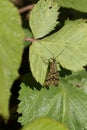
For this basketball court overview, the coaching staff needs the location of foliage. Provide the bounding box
[29,19,87,85]
[57,0,87,12]
[0,0,24,119]
[21,118,68,130]
[18,79,87,130]
[29,0,59,38]
[0,0,87,130]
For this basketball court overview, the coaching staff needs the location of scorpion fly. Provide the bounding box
[44,47,66,87]
[44,58,59,87]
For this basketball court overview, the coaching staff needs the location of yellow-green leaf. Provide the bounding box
[22,118,68,130]
[29,0,60,38]
[0,0,24,119]
[30,19,87,85]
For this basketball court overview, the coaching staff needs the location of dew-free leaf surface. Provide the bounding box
[65,70,87,95]
[30,19,87,85]
[0,0,24,119]
[18,79,87,130]
[57,0,87,12]
[29,0,60,38]
[22,117,68,130]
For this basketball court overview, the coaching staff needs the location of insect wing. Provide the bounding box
[44,59,59,87]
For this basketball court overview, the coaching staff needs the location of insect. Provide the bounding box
[44,47,66,87]
[44,58,59,87]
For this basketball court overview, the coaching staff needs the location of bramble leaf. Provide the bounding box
[29,0,60,38]
[65,70,87,95]
[30,19,87,85]
[57,0,87,12]
[18,79,87,130]
[0,1,24,119]
[21,117,68,130]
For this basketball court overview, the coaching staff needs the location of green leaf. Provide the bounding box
[30,19,87,85]
[18,80,87,130]
[0,1,24,119]
[57,0,87,12]
[65,70,87,95]
[80,85,87,95]
[29,0,60,38]
[22,117,68,130]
